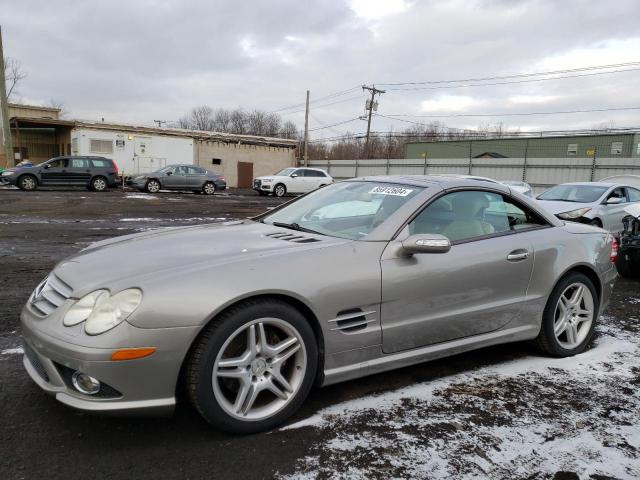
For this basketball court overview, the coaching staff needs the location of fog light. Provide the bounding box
[71,371,101,395]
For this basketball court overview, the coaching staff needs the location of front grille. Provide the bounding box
[24,343,49,382]
[29,274,73,317]
[54,363,122,399]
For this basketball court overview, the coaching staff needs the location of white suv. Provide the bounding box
[253,167,333,197]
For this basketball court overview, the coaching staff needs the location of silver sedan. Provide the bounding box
[21,176,618,433]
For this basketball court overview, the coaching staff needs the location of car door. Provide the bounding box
[40,158,70,185]
[186,166,207,189]
[162,166,187,189]
[68,158,92,185]
[381,189,543,354]
[600,187,629,234]
[287,169,308,193]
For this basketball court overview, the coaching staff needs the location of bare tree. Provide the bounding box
[4,57,27,101]
[178,105,215,131]
[48,99,70,118]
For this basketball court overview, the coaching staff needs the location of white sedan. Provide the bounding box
[253,167,333,197]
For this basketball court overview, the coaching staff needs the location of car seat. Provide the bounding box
[441,192,495,241]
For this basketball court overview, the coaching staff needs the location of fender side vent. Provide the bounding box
[265,232,320,243]
[329,308,376,332]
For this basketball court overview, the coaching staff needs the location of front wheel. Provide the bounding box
[186,299,317,433]
[18,175,38,191]
[145,179,160,193]
[273,184,286,197]
[202,182,216,195]
[536,272,599,357]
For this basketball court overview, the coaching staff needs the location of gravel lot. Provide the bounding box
[1,187,639,480]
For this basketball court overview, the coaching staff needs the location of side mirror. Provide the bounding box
[606,197,622,205]
[291,173,298,178]
[166,171,172,176]
[43,164,51,169]
[401,234,451,255]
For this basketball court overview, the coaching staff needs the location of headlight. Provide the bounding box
[63,288,143,335]
[557,207,591,219]
[2,171,15,176]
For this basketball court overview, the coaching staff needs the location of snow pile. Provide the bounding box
[281,318,640,479]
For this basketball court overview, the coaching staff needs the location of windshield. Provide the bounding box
[538,185,608,203]
[261,181,423,240]
[275,168,296,176]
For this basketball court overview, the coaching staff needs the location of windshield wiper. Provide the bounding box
[271,221,326,236]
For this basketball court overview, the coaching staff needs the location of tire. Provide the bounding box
[90,176,108,192]
[202,182,216,195]
[186,298,318,434]
[273,184,286,198]
[17,175,38,191]
[145,179,161,193]
[536,272,599,357]
[616,252,638,278]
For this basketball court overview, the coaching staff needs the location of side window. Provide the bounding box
[188,167,204,174]
[91,159,108,168]
[410,190,546,243]
[175,166,189,175]
[292,169,304,177]
[608,187,627,203]
[628,188,640,202]
[309,170,326,177]
[70,158,87,168]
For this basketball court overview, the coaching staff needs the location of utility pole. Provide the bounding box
[0,26,14,168]
[153,120,167,128]
[303,90,310,166]
[362,84,385,159]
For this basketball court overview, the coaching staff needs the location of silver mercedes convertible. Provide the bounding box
[21,175,618,433]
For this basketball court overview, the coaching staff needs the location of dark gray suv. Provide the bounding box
[0,156,119,192]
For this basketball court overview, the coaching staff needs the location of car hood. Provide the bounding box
[53,221,343,294]
[536,199,594,215]
[254,175,284,181]
[624,203,640,219]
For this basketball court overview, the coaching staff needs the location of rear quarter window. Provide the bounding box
[90,159,109,168]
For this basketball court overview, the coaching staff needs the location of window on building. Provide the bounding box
[636,143,640,155]
[567,144,578,156]
[611,142,623,155]
[90,139,114,154]
[212,158,222,165]
[71,138,79,155]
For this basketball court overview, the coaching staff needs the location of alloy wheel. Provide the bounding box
[275,185,285,197]
[146,180,160,193]
[553,282,594,349]
[212,318,307,421]
[21,176,36,190]
[93,178,106,191]
[203,182,216,195]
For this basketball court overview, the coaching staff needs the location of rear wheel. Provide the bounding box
[90,176,108,192]
[18,175,38,191]
[273,184,286,198]
[145,179,160,193]
[186,299,317,433]
[202,182,216,195]
[536,272,598,357]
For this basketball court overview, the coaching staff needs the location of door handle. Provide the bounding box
[507,250,529,261]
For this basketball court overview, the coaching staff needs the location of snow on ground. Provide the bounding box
[1,347,24,356]
[281,317,640,479]
[124,194,158,200]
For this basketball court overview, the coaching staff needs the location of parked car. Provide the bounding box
[21,175,617,433]
[500,180,534,197]
[253,167,333,197]
[536,182,640,234]
[0,156,119,191]
[127,165,226,195]
[616,203,640,278]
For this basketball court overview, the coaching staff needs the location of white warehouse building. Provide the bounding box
[6,106,298,188]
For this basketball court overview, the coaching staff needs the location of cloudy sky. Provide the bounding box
[2,0,640,139]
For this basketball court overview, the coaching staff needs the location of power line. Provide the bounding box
[377,61,640,86]
[268,86,361,113]
[308,116,362,132]
[385,67,640,91]
[280,94,366,115]
[377,106,640,119]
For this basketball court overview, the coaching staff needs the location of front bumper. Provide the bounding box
[21,301,199,415]
[253,180,273,192]
[1,175,17,185]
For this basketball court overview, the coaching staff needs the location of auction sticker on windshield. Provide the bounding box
[369,186,414,196]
